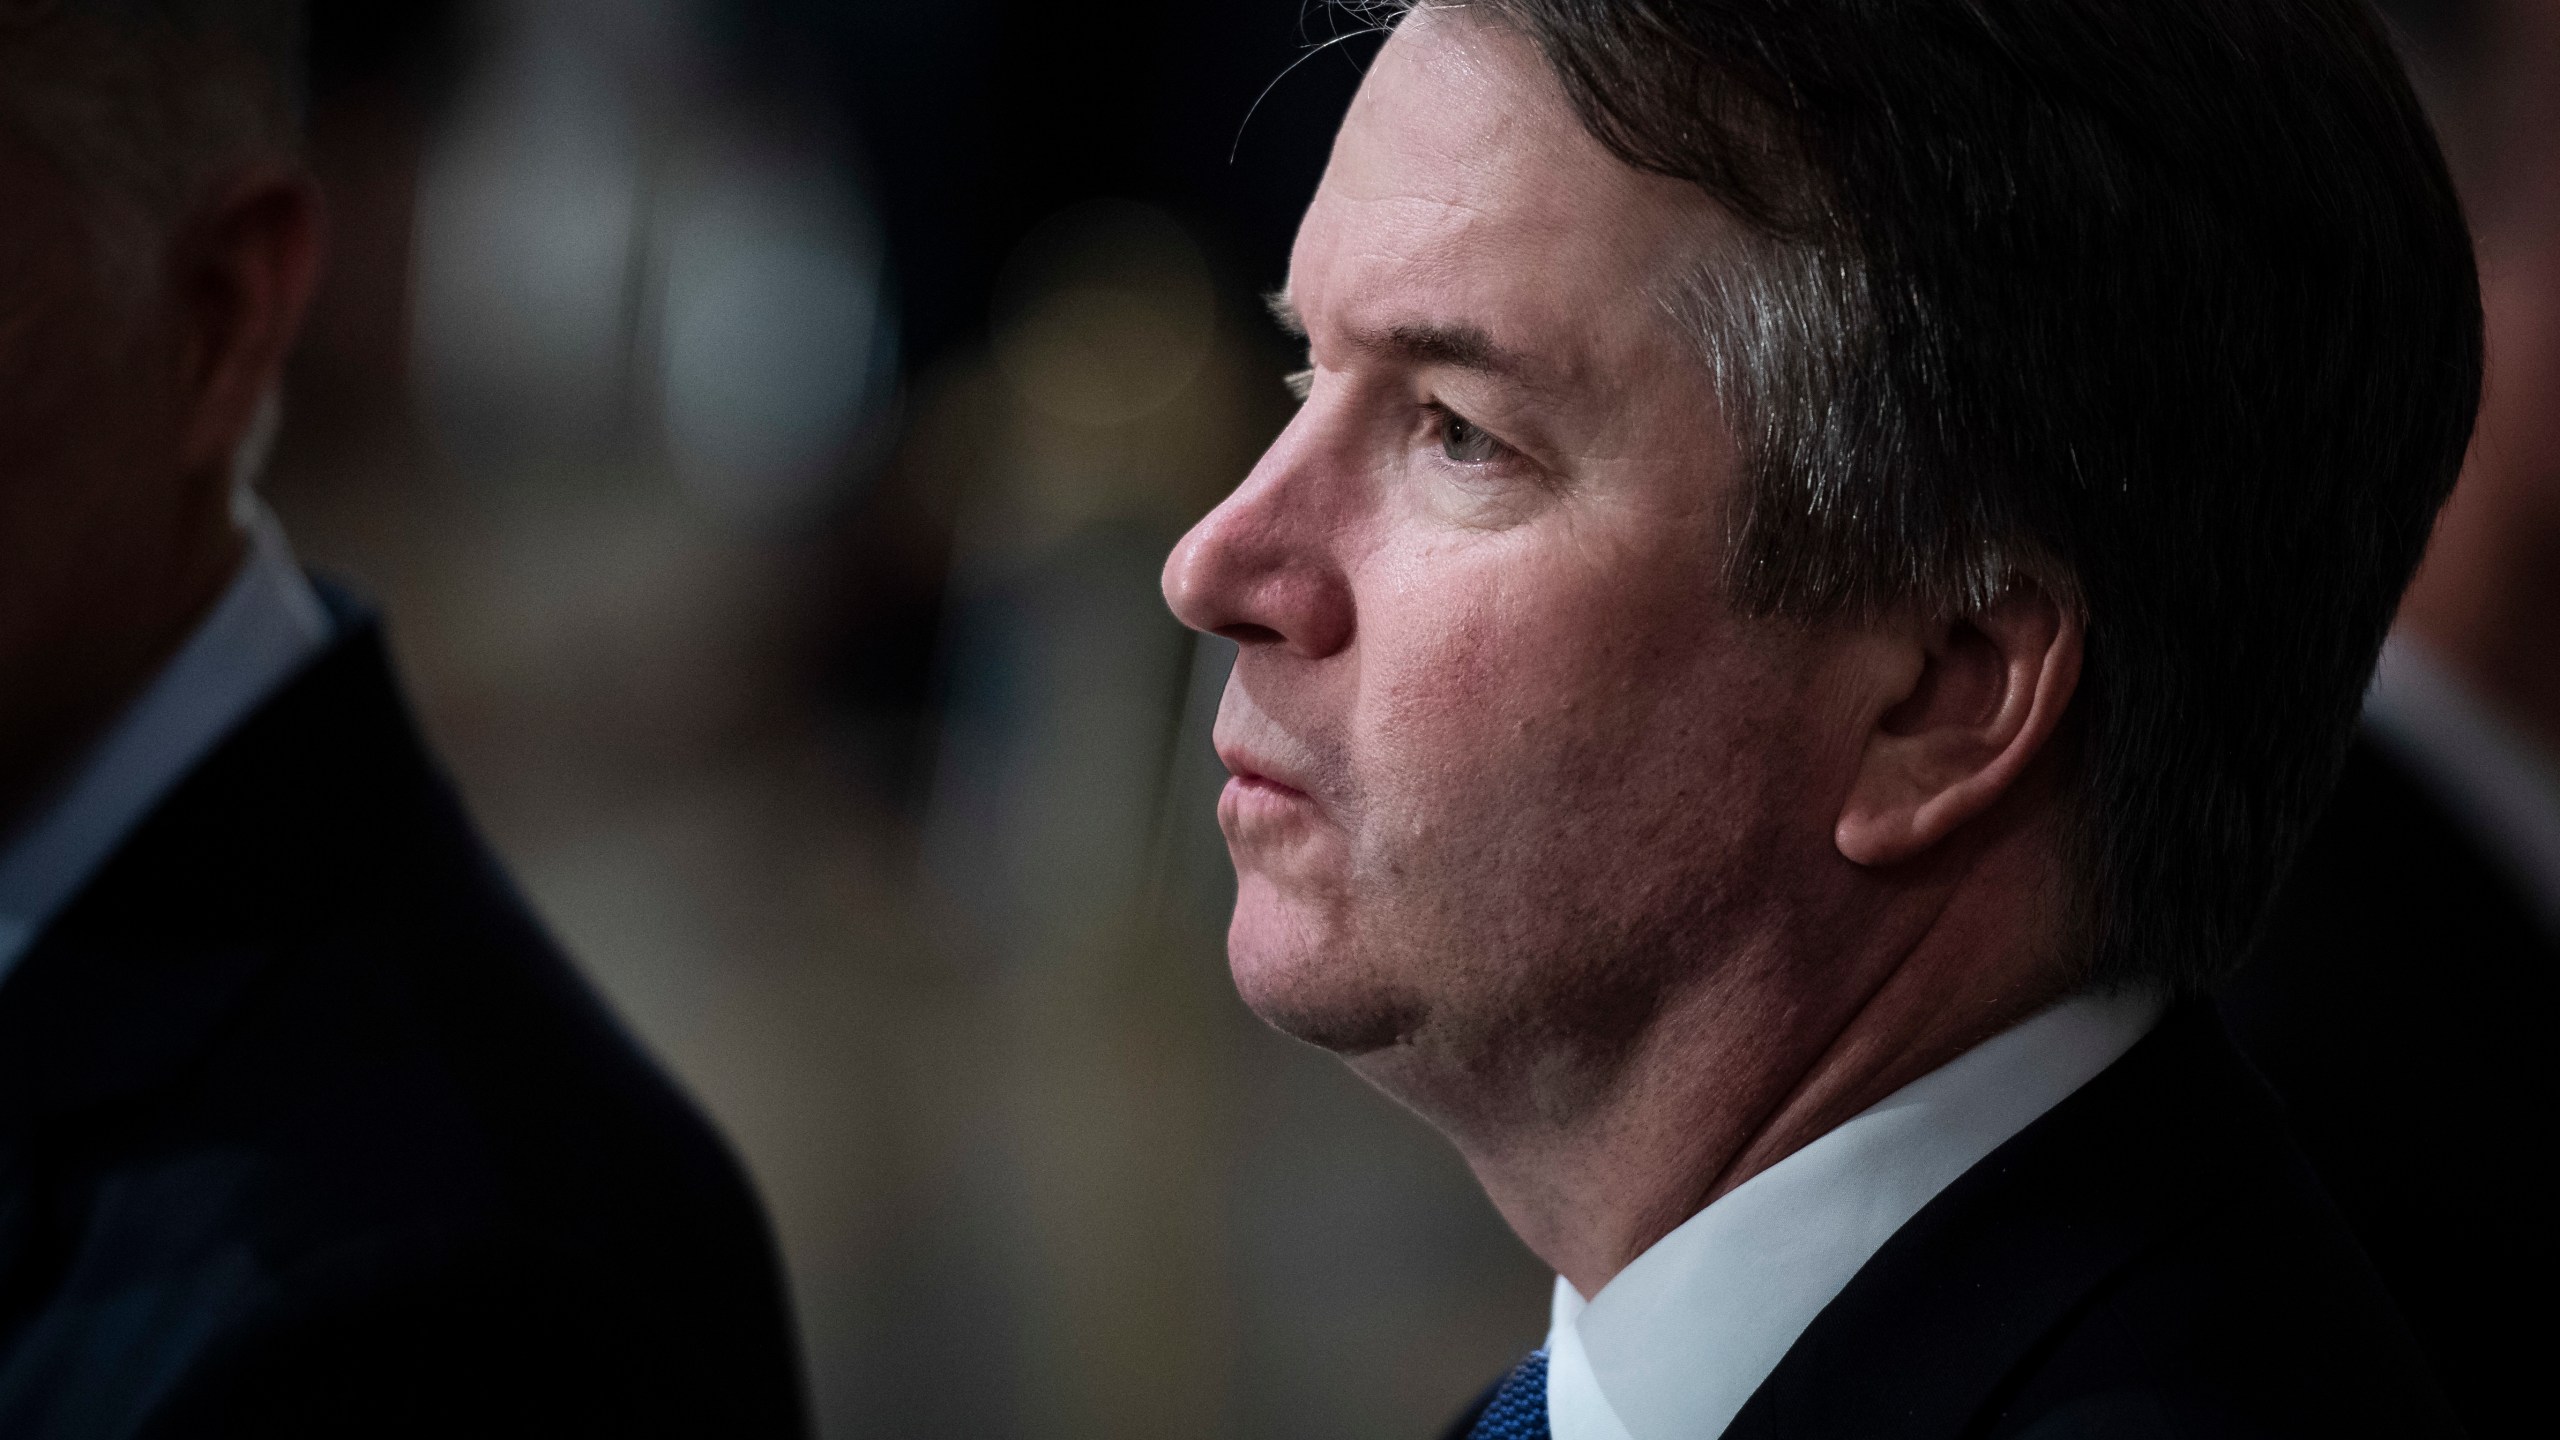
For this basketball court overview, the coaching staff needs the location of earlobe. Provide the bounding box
[1834,586,2082,868]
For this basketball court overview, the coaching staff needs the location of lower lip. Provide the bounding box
[1223,775,1316,822]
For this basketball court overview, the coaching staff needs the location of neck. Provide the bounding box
[1440,810,2070,1299]
[0,491,244,839]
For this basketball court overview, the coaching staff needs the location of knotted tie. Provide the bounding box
[1466,1348,1551,1440]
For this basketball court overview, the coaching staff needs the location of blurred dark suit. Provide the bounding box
[2225,721,2557,1440]
[0,599,808,1438]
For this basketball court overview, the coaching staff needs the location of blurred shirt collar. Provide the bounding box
[2363,634,2560,939]
[0,506,333,985]
[1542,987,2166,1440]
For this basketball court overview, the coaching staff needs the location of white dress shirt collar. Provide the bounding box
[0,508,333,985]
[1542,987,2167,1440]
[2363,634,2560,938]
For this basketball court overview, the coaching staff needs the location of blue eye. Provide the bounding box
[1441,411,1500,464]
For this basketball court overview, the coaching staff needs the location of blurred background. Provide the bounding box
[270,2,1549,1437]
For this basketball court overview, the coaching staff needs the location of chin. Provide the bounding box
[1226,876,1420,1055]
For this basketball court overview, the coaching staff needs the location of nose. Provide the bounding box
[1161,418,1355,658]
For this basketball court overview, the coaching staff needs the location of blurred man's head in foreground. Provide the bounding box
[0,0,321,820]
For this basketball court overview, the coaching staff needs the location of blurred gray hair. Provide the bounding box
[0,0,303,301]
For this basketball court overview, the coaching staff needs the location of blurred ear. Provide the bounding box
[169,167,326,484]
[1835,585,2082,868]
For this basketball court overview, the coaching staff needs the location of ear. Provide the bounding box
[1835,585,2083,868]
[169,167,327,486]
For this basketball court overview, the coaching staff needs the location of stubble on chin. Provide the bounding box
[1250,982,1430,1057]
[1238,843,1717,1150]
[1350,907,1706,1147]
[1226,874,1431,1055]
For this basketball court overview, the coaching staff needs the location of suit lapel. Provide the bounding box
[1720,1008,2274,1440]
[0,619,405,1359]
[0,613,406,1135]
[0,934,276,1146]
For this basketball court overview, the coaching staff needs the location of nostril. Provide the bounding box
[1216,623,1285,646]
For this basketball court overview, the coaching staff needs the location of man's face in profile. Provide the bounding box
[1164,11,1864,1108]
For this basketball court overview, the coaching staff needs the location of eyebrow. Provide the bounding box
[1264,286,1543,383]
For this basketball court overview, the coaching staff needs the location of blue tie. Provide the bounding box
[1467,1349,1551,1440]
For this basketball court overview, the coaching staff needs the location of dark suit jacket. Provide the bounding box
[1443,1007,2459,1439]
[2222,732,2554,1440]
[0,610,808,1437]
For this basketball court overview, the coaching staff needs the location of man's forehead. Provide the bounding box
[1286,12,1725,377]
[1320,13,1622,248]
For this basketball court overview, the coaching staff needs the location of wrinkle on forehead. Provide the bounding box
[1294,8,1738,387]
[1327,13,1603,233]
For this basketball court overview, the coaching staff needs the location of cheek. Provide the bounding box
[1343,527,1834,912]
[1355,544,1707,803]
